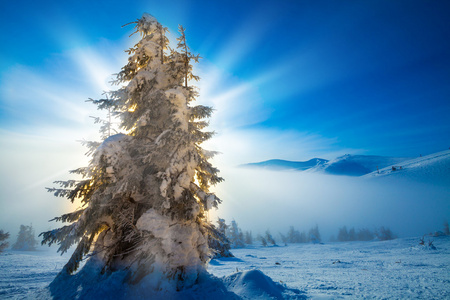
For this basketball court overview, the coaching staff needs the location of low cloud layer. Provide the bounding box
[212,167,450,240]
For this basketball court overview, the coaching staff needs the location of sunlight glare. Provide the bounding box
[71,48,118,92]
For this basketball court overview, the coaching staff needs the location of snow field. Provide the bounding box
[208,237,450,299]
[0,251,68,299]
[1,236,449,299]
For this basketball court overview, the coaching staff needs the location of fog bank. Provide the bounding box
[212,167,450,240]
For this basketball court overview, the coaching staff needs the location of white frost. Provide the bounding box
[165,88,188,131]
[136,209,207,268]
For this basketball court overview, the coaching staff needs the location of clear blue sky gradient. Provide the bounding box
[1,0,450,158]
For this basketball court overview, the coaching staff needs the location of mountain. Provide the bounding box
[313,154,412,176]
[242,155,412,176]
[363,150,450,185]
[242,158,328,171]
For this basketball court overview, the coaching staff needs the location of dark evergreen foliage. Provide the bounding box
[336,226,393,242]
[444,220,450,236]
[207,218,233,259]
[0,230,9,252]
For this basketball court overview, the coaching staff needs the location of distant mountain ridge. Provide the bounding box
[241,154,413,176]
[244,158,328,171]
[312,154,412,176]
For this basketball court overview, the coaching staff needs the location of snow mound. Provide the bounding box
[223,269,305,299]
[29,266,303,299]
[363,150,450,186]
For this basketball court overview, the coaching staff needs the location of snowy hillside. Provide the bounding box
[242,158,328,171]
[314,154,412,176]
[363,150,450,186]
[242,155,411,176]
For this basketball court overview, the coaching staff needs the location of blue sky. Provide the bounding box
[1,1,450,237]
[2,0,450,159]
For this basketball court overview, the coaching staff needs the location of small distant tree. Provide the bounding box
[299,231,307,243]
[238,230,245,245]
[208,218,233,258]
[308,225,321,243]
[348,227,356,241]
[0,230,9,252]
[265,230,277,246]
[279,232,288,246]
[257,234,268,247]
[216,218,228,236]
[338,226,349,242]
[444,220,450,236]
[357,228,374,241]
[12,225,37,251]
[376,226,395,241]
[244,231,253,245]
[287,226,297,243]
[227,220,245,248]
[286,226,310,243]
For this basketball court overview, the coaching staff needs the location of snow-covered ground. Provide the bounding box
[209,237,450,299]
[1,236,449,299]
[0,250,68,299]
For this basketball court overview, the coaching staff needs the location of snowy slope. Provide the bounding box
[242,158,328,171]
[314,154,412,176]
[242,155,411,176]
[363,150,450,185]
[0,251,68,299]
[2,236,449,299]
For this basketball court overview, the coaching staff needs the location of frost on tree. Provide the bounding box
[41,13,223,293]
[227,220,245,248]
[208,218,233,258]
[0,230,9,252]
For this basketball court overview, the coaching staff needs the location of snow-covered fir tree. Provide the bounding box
[338,226,349,242]
[348,227,356,241]
[287,226,301,243]
[257,234,268,247]
[265,229,277,246]
[244,230,253,245]
[444,220,450,236]
[0,230,9,252]
[227,220,245,248]
[217,218,228,235]
[279,232,288,246]
[357,228,375,241]
[207,218,233,258]
[41,13,224,295]
[376,226,395,241]
[12,225,37,251]
[308,225,321,243]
